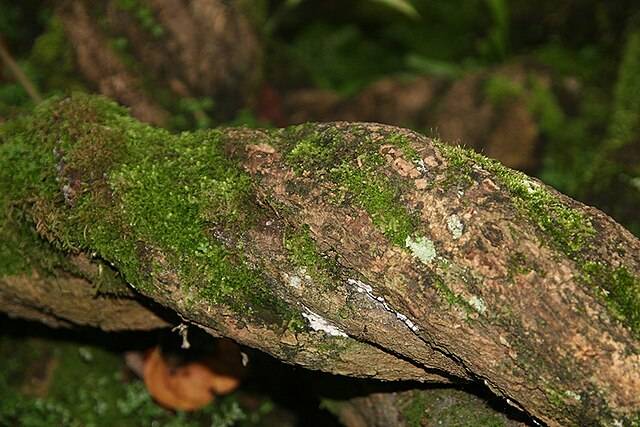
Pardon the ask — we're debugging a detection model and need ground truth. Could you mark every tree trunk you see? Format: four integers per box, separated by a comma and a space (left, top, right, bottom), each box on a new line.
56, 0, 262, 125
1, 94, 639, 426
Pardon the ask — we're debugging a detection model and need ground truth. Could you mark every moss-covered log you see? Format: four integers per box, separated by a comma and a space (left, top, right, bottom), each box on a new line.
1, 95, 639, 426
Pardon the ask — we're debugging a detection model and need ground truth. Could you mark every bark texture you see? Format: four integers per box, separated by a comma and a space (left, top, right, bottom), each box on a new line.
1, 95, 639, 426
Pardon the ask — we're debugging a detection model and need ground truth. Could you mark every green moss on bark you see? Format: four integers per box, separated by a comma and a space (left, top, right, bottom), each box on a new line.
436, 141, 640, 337
582, 262, 640, 337
280, 124, 419, 246
0, 94, 296, 327
436, 142, 595, 257
284, 225, 341, 290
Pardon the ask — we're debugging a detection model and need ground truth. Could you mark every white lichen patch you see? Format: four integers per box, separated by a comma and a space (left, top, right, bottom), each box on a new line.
446, 214, 464, 239
405, 235, 437, 264
395, 312, 419, 332
564, 390, 581, 401
288, 274, 302, 289
415, 158, 428, 174
302, 309, 348, 337
347, 278, 420, 332
348, 278, 373, 294
467, 295, 487, 314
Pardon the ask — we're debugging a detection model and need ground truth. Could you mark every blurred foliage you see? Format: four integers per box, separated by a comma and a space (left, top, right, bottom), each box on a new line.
0, 325, 273, 427
114, 0, 165, 38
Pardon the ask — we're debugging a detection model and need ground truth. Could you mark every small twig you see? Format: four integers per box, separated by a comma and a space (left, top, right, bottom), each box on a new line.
0, 37, 43, 104
172, 323, 191, 349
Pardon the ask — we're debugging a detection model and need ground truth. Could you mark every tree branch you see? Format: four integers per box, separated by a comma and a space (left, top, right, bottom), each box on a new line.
0, 38, 42, 104
1, 94, 639, 426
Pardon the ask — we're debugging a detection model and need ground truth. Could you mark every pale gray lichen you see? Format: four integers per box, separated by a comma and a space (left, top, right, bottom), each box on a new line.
348, 278, 373, 294
288, 274, 302, 289
467, 295, 487, 314
347, 278, 420, 332
446, 214, 464, 239
405, 235, 437, 264
302, 308, 348, 337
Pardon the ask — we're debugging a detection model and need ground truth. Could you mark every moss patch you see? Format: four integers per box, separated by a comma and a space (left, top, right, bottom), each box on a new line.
332, 162, 416, 245
0, 94, 297, 327
400, 389, 507, 427
432, 273, 474, 315
280, 124, 419, 246
581, 262, 640, 338
437, 142, 595, 257
284, 225, 341, 290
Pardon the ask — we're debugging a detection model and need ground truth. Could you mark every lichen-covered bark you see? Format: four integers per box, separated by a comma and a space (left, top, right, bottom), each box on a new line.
1, 95, 639, 426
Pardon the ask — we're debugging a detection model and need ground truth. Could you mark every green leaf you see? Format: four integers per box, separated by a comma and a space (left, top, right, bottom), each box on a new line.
370, 0, 420, 19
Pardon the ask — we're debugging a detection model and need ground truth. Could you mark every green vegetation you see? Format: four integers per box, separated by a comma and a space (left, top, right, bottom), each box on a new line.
582, 262, 640, 338
332, 162, 417, 245
400, 389, 507, 427
282, 125, 419, 245
431, 274, 473, 315
606, 31, 640, 154
484, 75, 524, 107
284, 225, 341, 290
0, 331, 271, 427
114, 0, 164, 38
437, 142, 596, 257
0, 94, 299, 327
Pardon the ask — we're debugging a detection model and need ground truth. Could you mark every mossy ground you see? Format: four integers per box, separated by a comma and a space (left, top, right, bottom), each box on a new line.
399, 388, 510, 427
0, 319, 271, 427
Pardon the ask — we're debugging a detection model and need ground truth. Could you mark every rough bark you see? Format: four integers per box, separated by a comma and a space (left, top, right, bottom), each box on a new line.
1, 95, 639, 426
